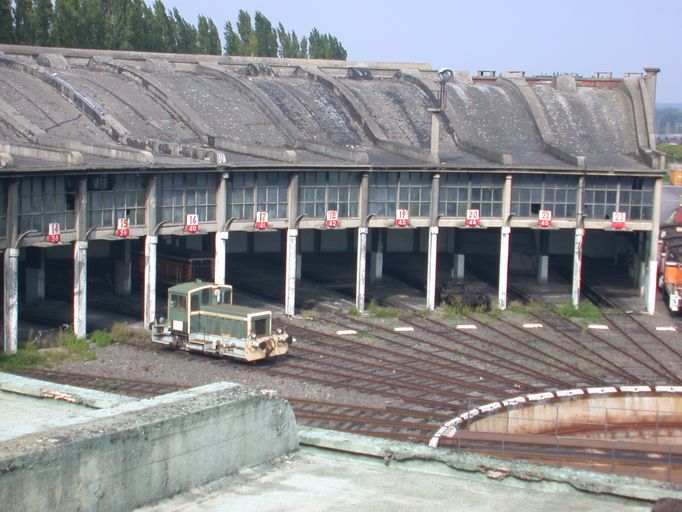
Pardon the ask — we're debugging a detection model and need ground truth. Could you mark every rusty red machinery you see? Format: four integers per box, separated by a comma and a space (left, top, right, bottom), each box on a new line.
659, 201, 682, 312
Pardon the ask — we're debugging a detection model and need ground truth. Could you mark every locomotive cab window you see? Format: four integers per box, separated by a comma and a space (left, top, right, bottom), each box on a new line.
190, 293, 200, 310
253, 318, 267, 336
169, 294, 186, 310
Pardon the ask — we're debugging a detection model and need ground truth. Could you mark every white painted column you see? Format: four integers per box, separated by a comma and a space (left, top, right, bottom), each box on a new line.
426, 226, 439, 310
498, 174, 513, 310
571, 228, 584, 307
144, 235, 158, 328
498, 227, 511, 310
214, 231, 228, 285
73, 241, 88, 338
284, 228, 298, 316
356, 227, 368, 312
3, 248, 19, 353
646, 178, 663, 314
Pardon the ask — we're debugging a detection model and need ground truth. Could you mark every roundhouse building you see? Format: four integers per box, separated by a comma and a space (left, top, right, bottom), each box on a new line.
0, 45, 665, 353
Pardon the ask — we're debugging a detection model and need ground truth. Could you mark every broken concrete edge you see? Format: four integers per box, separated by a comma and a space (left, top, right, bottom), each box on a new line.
0, 372, 135, 409
298, 427, 682, 503
0, 381, 299, 512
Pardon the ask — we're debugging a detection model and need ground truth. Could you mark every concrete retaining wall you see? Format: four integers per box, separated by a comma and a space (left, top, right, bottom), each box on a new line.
0, 382, 298, 512
469, 395, 682, 436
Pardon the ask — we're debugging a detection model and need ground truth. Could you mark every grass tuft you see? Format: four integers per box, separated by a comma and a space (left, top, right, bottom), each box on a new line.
367, 301, 399, 319
555, 301, 601, 322
110, 322, 150, 345
90, 330, 113, 348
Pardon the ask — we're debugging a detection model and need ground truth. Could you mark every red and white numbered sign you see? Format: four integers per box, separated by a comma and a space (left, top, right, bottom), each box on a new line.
254, 211, 269, 230
116, 218, 129, 238
395, 208, 409, 227
465, 209, 480, 227
184, 214, 199, 233
47, 222, 61, 243
325, 209, 339, 228
538, 209, 552, 228
612, 211, 627, 229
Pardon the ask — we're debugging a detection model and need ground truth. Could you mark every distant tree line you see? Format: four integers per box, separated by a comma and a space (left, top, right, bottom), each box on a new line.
0, 2, 347, 60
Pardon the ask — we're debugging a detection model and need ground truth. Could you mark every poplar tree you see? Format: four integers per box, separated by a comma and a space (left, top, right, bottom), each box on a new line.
223, 21, 240, 55
52, 0, 79, 47
206, 18, 220, 55
33, 0, 53, 45
236, 9, 254, 55
14, 0, 35, 44
0, 0, 14, 43
81, 0, 106, 48
253, 10, 276, 57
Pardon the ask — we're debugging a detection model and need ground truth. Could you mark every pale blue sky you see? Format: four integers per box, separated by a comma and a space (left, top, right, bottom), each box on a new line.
165, 0, 680, 103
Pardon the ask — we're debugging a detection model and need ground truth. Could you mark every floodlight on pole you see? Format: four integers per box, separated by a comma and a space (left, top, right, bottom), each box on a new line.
437, 68, 453, 111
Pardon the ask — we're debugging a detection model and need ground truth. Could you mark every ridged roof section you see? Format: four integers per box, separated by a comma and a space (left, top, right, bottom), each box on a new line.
341, 77, 433, 148
0, 45, 663, 173
0, 67, 114, 145
251, 76, 363, 148
58, 67, 198, 144
533, 83, 640, 168
157, 71, 287, 147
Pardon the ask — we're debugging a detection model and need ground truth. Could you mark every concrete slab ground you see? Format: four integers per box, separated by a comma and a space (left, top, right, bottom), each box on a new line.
138, 446, 650, 512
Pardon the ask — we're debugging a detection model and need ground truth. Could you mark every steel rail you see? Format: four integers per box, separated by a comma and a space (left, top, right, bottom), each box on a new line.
315, 309, 553, 391
285, 322, 512, 396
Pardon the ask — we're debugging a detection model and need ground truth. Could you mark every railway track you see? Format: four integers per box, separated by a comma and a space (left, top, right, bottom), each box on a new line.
13, 368, 186, 397
11, 279, 682, 483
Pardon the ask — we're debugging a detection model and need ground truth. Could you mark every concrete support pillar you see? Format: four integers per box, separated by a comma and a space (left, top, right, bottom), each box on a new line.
537, 231, 549, 284
4, 179, 18, 352
73, 177, 88, 338
571, 228, 584, 307
3, 248, 19, 353
370, 230, 384, 283
144, 235, 158, 328
114, 240, 131, 297
498, 227, 511, 310
537, 256, 549, 284
214, 231, 228, 285
214, 172, 228, 285
646, 178, 663, 314
452, 254, 465, 281
355, 227, 368, 312
144, 175, 158, 328
426, 226, 439, 310
284, 229, 298, 316
73, 241, 88, 338
498, 175, 513, 310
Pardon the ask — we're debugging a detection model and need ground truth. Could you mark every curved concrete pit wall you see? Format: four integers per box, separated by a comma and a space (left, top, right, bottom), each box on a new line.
0, 382, 298, 512
468, 394, 682, 443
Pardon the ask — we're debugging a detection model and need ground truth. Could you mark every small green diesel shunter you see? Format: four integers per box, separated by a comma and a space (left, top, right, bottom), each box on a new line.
151, 281, 293, 361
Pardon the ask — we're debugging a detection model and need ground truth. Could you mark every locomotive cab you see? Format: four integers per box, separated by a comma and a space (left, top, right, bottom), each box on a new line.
659, 239, 682, 313
152, 281, 292, 361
